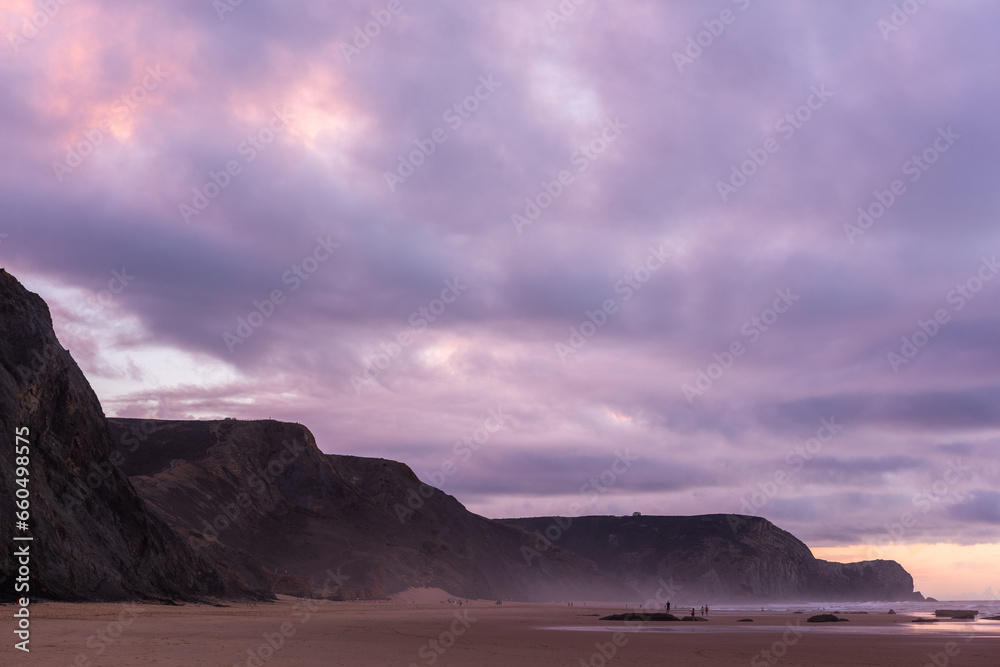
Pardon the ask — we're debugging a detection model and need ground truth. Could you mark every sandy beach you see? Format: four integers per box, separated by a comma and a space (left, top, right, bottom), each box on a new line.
4, 592, 999, 667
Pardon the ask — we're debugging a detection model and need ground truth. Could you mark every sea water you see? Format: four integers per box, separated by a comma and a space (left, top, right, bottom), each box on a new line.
541, 599, 1000, 636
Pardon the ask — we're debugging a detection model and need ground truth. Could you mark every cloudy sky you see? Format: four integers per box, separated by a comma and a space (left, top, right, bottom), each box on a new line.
2, 0, 999, 599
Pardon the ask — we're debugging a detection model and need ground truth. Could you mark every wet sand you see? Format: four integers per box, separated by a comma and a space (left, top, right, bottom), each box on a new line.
4, 596, 999, 666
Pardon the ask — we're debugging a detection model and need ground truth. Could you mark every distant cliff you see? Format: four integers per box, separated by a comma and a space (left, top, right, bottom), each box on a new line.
499, 514, 923, 602
809, 558, 920, 602
0, 269, 269, 602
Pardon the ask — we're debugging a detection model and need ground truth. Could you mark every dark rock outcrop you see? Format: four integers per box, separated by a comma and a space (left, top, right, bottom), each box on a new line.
807, 614, 848, 623
107, 418, 619, 602
499, 514, 923, 602
0, 269, 269, 602
935, 609, 977, 619
599, 612, 680, 621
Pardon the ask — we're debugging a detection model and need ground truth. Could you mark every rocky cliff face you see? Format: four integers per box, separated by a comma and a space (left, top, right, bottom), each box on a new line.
500, 514, 923, 602
107, 418, 618, 602
0, 269, 269, 601
809, 559, 919, 602
110, 413, 921, 602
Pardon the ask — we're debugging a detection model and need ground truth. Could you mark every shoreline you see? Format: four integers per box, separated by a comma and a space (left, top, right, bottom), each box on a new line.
4, 596, 999, 666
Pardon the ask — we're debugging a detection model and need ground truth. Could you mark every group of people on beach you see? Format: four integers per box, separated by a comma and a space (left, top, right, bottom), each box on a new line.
673, 604, 709, 617
628, 601, 710, 617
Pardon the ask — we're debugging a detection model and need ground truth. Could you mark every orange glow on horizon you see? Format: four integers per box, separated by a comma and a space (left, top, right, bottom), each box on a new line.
812, 543, 1000, 600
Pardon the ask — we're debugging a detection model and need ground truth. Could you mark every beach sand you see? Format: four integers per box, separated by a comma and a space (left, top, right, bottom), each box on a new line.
4, 592, 999, 666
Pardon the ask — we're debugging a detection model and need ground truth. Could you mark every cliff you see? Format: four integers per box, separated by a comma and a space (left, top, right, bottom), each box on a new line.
499, 514, 923, 602
0, 269, 270, 601
110, 414, 921, 602
107, 418, 617, 602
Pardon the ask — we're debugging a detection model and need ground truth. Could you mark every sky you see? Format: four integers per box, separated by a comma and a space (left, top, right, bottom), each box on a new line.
1, 0, 998, 600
